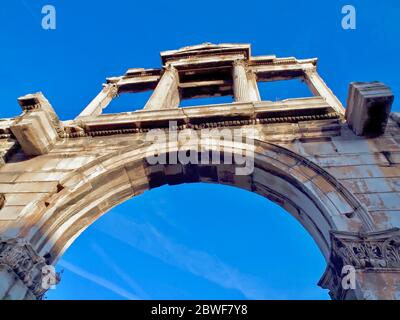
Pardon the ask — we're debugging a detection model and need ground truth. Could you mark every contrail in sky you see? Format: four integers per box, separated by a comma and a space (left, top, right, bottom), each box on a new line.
91, 243, 151, 299
59, 260, 140, 300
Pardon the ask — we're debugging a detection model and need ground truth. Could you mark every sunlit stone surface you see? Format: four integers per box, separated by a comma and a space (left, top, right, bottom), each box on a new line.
0, 43, 399, 300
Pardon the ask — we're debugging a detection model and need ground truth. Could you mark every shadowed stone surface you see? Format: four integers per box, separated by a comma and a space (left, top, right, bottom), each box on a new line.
346, 82, 394, 136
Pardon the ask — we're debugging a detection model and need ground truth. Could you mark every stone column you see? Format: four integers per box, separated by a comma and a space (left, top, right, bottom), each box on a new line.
247, 69, 261, 101
78, 84, 118, 117
144, 65, 180, 110
232, 60, 260, 102
304, 67, 345, 115
0, 237, 59, 300
318, 229, 400, 300
232, 60, 251, 102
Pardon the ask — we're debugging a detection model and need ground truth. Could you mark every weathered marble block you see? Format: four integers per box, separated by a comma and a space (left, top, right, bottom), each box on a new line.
346, 82, 394, 136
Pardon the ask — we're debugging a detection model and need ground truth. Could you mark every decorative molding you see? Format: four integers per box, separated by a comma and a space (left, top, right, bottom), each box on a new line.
319, 228, 400, 299
20, 104, 41, 112
0, 237, 59, 299
233, 59, 247, 67
17, 93, 64, 138
0, 134, 11, 139
17, 94, 46, 112
104, 83, 119, 100
61, 112, 339, 138
331, 228, 400, 269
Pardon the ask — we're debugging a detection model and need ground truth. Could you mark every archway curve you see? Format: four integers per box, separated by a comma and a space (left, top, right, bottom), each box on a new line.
21, 139, 375, 268
21, 141, 378, 263
51, 182, 329, 300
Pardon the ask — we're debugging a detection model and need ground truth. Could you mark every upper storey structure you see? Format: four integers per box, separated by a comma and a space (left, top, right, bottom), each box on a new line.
77, 42, 345, 117
1, 43, 393, 158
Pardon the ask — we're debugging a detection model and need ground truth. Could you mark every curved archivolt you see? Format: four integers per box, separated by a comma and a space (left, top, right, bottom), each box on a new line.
17, 139, 373, 265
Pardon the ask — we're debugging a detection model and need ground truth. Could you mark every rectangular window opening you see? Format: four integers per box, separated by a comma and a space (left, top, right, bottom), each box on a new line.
258, 78, 313, 102
180, 95, 233, 108
103, 90, 154, 114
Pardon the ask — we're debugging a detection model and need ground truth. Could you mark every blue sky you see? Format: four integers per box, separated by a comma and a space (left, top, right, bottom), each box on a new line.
0, 0, 399, 300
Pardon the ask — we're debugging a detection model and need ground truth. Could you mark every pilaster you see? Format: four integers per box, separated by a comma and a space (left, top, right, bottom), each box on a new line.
319, 228, 400, 300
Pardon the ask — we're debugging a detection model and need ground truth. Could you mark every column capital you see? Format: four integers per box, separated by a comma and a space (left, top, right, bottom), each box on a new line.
0, 237, 60, 299
163, 64, 179, 79
232, 59, 247, 68
78, 84, 119, 118
232, 59, 258, 102
103, 83, 119, 99
303, 65, 317, 74
319, 228, 400, 299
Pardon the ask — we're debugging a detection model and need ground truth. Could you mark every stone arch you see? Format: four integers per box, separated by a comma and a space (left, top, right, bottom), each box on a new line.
1, 43, 399, 300
21, 140, 373, 271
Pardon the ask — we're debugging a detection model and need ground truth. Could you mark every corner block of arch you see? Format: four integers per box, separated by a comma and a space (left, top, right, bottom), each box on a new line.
345, 82, 394, 136
319, 228, 400, 300
10, 93, 63, 156
0, 237, 59, 300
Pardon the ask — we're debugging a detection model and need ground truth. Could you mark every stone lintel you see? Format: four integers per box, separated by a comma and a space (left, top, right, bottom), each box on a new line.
251, 63, 312, 82
116, 76, 160, 94
67, 97, 337, 138
112, 55, 316, 96
124, 68, 161, 77
169, 54, 247, 71
346, 82, 394, 136
107, 68, 162, 94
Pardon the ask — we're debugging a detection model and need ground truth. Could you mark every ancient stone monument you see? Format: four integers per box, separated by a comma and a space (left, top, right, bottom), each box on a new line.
0, 43, 399, 300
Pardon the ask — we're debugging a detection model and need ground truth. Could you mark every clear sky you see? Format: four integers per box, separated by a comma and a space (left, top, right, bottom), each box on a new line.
0, 0, 399, 300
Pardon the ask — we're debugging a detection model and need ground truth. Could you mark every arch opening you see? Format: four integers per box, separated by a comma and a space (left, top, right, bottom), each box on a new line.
23, 139, 371, 271
46, 182, 329, 300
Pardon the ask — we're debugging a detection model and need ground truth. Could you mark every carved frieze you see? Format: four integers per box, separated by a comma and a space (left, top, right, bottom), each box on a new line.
0, 237, 59, 299
329, 228, 400, 270
319, 228, 400, 299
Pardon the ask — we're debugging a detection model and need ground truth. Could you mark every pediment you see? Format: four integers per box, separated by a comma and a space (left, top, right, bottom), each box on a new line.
160, 43, 250, 64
